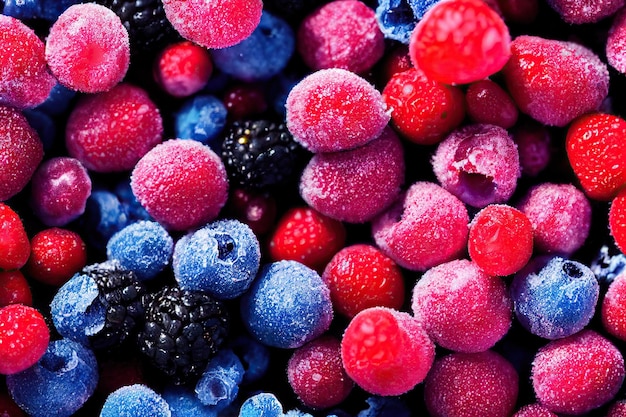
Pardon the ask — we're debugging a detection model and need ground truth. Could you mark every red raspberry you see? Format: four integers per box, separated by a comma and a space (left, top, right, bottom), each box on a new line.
0, 271, 32, 307
0, 304, 49, 375
465, 79, 518, 129
154, 40, 213, 98
566, 113, 626, 201
322, 244, 405, 318
382, 68, 465, 145
268, 206, 346, 272
468, 204, 534, 276
0, 203, 30, 271
409, 0, 511, 85
610, 187, 626, 254
25, 228, 87, 287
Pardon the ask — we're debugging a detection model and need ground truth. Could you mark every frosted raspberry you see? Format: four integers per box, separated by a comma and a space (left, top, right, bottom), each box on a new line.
299, 127, 405, 223
162, 0, 263, 49
512, 404, 558, 417
546, 0, 624, 24
607, 8, 626, 74
372, 181, 469, 271
502, 35, 609, 127
153, 40, 213, 98
286, 68, 390, 153
607, 400, 626, 417
45, 3, 130, 93
0, 271, 32, 308
531, 330, 625, 415
0, 15, 56, 109
297, 0, 385, 74
0, 106, 43, 202
465, 79, 518, 129
513, 122, 552, 177
0, 304, 50, 375
610, 187, 626, 253
0, 203, 30, 271
409, 0, 511, 85
431, 124, 521, 208
65, 83, 163, 173
131, 139, 229, 231
602, 272, 626, 341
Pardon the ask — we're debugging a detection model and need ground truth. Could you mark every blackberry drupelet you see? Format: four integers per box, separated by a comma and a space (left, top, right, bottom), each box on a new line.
84, 261, 147, 350
221, 119, 310, 191
137, 286, 229, 384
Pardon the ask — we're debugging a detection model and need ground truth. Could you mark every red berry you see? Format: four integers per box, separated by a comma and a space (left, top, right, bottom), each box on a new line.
154, 40, 213, 98
382, 67, 465, 145
513, 122, 552, 177
566, 113, 626, 201
602, 272, 626, 341
222, 84, 268, 121
0, 271, 32, 307
465, 79, 518, 129
468, 204, 534, 276
610, 187, 626, 254
378, 44, 413, 86
25, 228, 87, 287
225, 189, 277, 236
0, 304, 49, 375
0, 203, 30, 271
496, 0, 539, 23
268, 206, 346, 272
322, 244, 405, 318
0, 391, 26, 417
409, 0, 511, 85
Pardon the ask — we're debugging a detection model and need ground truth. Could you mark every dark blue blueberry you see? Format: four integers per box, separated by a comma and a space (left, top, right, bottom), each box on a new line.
3, 0, 42, 20
34, 82, 76, 116
6, 339, 98, 417
174, 95, 227, 151
100, 384, 171, 417
356, 396, 412, 417
239, 393, 284, 417
161, 385, 222, 417
80, 189, 130, 252
376, 0, 441, 44
229, 334, 270, 384
195, 349, 245, 411
210, 12, 295, 82
113, 178, 153, 223
590, 244, 626, 286
23, 109, 56, 151
39, 0, 82, 21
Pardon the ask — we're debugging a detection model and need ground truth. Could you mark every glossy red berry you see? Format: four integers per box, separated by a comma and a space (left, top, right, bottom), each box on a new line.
0, 203, 30, 271
0, 304, 49, 375
465, 79, 518, 129
409, 0, 511, 85
268, 206, 346, 272
610, 187, 626, 254
154, 40, 213, 98
24, 228, 87, 286
0, 271, 32, 307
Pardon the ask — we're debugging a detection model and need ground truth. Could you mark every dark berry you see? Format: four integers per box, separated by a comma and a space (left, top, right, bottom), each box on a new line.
137, 286, 229, 384
221, 119, 310, 191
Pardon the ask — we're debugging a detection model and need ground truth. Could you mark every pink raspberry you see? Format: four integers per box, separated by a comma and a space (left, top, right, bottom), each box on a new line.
424, 350, 519, 417
162, 0, 263, 49
153, 40, 213, 98
65, 83, 163, 173
340, 307, 435, 396
299, 127, 405, 223
531, 330, 625, 415
372, 181, 469, 271
0, 15, 56, 109
607, 400, 626, 417
411, 259, 512, 352
512, 404, 558, 417
286, 68, 390, 153
431, 123, 521, 208
0, 304, 50, 375
546, 0, 624, 24
607, 8, 626, 74
517, 183, 591, 255
297, 0, 385, 74
131, 139, 229, 231
502, 35, 609, 127
602, 272, 626, 341
45, 3, 130, 93
0, 106, 44, 201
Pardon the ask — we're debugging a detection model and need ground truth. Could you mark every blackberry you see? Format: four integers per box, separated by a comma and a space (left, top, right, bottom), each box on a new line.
95, 0, 179, 56
83, 261, 147, 350
137, 286, 229, 384
221, 119, 310, 191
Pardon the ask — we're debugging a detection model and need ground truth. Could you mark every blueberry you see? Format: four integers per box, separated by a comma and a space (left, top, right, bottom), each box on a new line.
39, 0, 82, 21
100, 384, 171, 417
210, 12, 295, 82
80, 189, 130, 252
590, 244, 626, 285
3, 0, 42, 20
23, 109, 56, 151
35, 82, 77, 116
511, 256, 599, 339
356, 396, 412, 417
6, 339, 98, 417
195, 349, 245, 410
174, 95, 227, 151
375, 0, 441, 44
173, 219, 261, 299
161, 385, 220, 417
240, 260, 333, 349
229, 334, 270, 384
239, 393, 284, 417
114, 179, 153, 223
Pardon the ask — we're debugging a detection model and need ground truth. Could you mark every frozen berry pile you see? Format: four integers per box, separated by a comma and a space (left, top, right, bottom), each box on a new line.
5, 0, 626, 416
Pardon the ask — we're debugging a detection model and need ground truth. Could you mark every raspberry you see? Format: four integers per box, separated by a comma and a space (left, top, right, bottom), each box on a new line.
25, 228, 88, 287
223, 189, 277, 236
409, 0, 511, 85
546, 0, 623, 24
268, 206, 346, 273
0, 271, 32, 307
382, 67, 465, 145
464, 79, 518, 129
0, 203, 30, 271
602, 272, 626, 341
0, 304, 50, 375
610, 187, 626, 254
607, 8, 626, 74
566, 113, 626, 201
153, 40, 213, 98
322, 244, 405, 318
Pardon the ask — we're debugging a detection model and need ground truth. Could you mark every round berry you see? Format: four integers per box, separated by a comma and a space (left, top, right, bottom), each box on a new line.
465, 79, 518, 129
513, 122, 552, 177
409, 0, 511, 85
546, 0, 623, 24
224, 189, 277, 236
222, 84, 268, 121
0, 203, 30, 271
602, 272, 626, 341
0, 304, 50, 375
0, 271, 32, 307
100, 384, 170, 417
607, 8, 626, 74
154, 40, 213, 98
610, 187, 626, 255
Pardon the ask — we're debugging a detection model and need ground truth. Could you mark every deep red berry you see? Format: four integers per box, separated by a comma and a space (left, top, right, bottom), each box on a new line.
25, 228, 87, 287
379, 44, 413, 86
222, 84, 268, 121
409, 0, 511, 85
610, 187, 626, 254
465, 79, 518, 129
0, 391, 26, 417
0, 271, 32, 307
382, 67, 465, 145
566, 113, 626, 201
0, 304, 49, 375
496, 0, 539, 23
322, 244, 405, 318
513, 122, 552, 177
602, 272, 626, 341
468, 204, 533, 276
154, 40, 213, 98
268, 206, 346, 272
225, 189, 277, 236
0, 203, 30, 271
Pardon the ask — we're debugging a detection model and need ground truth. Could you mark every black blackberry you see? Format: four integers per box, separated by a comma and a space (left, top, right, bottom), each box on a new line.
95, 0, 180, 56
83, 261, 147, 350
137, 286, 229, 384
221, 119, 310, 191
